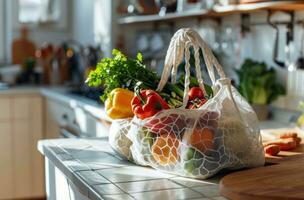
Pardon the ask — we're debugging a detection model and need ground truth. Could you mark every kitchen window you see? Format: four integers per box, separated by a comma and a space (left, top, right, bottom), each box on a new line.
18, 0, 60, 24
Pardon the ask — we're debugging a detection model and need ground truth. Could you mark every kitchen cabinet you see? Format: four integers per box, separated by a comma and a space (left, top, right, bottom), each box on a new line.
0, 97, 11, 120
45, 97, 79, 138
45, 98, 62, 139
0, 94, 45, 200
0, 88, 111, 199
44, 95, 110, 139
0, 121, 13, 199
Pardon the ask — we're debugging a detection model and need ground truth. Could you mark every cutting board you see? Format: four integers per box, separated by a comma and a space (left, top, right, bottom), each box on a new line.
220, 128, 304, 200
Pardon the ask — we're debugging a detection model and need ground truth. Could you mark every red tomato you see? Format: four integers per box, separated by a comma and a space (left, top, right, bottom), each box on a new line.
188, 87, 204, 100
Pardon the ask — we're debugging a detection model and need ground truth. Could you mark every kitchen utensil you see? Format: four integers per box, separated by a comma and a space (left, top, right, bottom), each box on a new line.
268, 12, 294, 69
296, 25, 304, 70
220, 129, 304, 200
12, 26, 36, 67
129, 0, 159, 15
177, 0, 204, 12
268, 14, 285, 68
155, 0, 177, 16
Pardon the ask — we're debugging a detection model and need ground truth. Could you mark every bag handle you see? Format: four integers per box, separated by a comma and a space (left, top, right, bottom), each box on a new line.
156, 28, 227, 108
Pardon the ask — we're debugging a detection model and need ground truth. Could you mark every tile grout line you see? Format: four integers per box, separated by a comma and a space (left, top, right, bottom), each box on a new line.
169, 179, 208, 198
91, 172, 137, 199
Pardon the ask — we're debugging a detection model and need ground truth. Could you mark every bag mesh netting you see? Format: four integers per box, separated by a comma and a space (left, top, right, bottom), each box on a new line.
109, 28, 265, 179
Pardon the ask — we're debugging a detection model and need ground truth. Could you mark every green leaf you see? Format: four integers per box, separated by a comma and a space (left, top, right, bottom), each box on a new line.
137, 53, 143, 62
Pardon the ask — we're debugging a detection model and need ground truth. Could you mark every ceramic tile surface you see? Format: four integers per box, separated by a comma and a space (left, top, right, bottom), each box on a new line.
102, 194, 135, 200
38, 139, 227, 200
76, 170, 110, 185
117, 179, 183, 193
131, 188, 203, 200
191, 185, 221, 197
93, 184, 125, 195
63, 160, 91, 172
96, 166, 175, 183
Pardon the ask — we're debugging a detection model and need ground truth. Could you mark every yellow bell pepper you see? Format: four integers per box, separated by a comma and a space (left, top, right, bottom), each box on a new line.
105, 88, 134, 119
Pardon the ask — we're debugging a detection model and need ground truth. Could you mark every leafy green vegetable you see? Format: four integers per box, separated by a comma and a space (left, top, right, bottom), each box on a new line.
87, 49, 159, 101
235, 59, 285, 104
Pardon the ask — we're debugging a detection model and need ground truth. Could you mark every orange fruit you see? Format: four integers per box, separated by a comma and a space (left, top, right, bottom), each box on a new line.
188, 128, 214, 152
151, 134, 180, 166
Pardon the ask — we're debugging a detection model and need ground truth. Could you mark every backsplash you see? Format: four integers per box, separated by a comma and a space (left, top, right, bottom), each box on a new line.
288, 70, 304, 98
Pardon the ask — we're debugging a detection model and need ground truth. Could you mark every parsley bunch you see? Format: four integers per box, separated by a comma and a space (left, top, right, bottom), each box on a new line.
86, 49, 159, 102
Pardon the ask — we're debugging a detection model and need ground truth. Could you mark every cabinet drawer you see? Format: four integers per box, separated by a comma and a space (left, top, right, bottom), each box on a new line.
0, 97, 11, 120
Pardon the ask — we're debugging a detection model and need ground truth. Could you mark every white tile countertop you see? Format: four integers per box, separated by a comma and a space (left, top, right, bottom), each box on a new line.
38, 139, 228, 200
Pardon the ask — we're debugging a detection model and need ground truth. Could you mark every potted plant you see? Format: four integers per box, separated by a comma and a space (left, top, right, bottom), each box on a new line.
235, 59, 285, 120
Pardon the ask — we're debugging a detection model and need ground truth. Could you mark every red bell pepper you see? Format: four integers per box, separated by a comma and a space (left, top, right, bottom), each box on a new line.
131, 89, 170, 120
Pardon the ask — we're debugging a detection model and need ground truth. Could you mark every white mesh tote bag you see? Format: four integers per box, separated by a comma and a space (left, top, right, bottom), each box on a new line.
125, 28, 265, 179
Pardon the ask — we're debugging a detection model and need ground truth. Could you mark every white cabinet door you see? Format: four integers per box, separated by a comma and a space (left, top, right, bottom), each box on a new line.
0, 121, 13, 199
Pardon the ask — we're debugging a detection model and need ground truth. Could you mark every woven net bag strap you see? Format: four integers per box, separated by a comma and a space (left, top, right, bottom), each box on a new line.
157, 28, 227, 108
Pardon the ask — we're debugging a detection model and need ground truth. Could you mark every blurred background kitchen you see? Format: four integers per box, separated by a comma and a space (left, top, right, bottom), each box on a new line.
1, 0, 304, 107
1, 0, 304, 200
